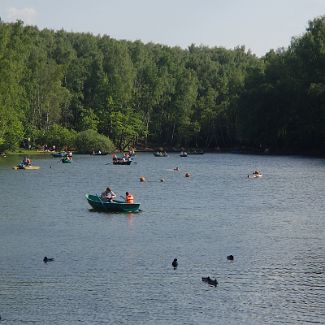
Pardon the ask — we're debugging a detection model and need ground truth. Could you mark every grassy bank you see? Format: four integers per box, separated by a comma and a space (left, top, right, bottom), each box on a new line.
5, 149, 53, 156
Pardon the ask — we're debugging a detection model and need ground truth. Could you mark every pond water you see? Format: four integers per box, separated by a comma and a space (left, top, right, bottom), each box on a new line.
0, 153, 324, 324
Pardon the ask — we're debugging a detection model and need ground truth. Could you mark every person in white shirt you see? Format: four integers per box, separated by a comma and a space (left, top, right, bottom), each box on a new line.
101, 187, 116, 202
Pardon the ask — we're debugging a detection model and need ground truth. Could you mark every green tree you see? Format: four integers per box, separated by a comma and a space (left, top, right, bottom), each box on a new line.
110, 110, 147, 150
78, 108, 99, 131
0, 21, 28, 149
25, 54, 71, 130
75, 129, 115, 153
44, 124, 77, 149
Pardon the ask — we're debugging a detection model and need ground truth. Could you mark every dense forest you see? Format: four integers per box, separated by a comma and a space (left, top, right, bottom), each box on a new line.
0, 16, 324, 154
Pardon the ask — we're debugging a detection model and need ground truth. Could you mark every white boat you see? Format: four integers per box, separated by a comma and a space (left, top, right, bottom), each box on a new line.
248, 172, 262, 178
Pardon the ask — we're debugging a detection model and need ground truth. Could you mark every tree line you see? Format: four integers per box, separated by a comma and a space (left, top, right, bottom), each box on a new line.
0, 17, 324, 154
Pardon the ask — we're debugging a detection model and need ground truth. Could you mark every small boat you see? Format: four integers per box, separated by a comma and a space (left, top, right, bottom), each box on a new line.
52, 152, 67, 158
112, 159, 132, 165
13, 164, 40, 170
153, 152, 168, 157
188, 150, 204, 155
86, 194, 140, 212
248, 174, 262, 178
180, 151, 188, 157
91, 151, 108, 156
249, 171, 262, 178
62, 157, 72, 163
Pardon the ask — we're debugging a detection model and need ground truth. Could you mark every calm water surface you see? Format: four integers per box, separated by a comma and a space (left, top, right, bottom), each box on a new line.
0, 153, 324, 324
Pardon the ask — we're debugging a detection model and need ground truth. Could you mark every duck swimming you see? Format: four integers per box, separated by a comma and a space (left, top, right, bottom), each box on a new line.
172, 258, 178, 268
43, 256, 54, 263
227, 255, 234, 261
202, 276, 218, 286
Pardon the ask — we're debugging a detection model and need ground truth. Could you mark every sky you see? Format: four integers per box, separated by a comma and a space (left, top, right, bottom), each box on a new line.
0, 0, 325, 57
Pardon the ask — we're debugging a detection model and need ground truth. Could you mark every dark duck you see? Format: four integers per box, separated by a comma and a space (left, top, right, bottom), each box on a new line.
43, 256, 54, 263
172, 258, 178, 268
202, 276, 218, 287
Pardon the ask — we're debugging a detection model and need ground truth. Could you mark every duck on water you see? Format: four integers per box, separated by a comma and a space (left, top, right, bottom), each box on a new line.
202, 277, 218, 286
172, 258, 178, 268
43, 256, 54, 263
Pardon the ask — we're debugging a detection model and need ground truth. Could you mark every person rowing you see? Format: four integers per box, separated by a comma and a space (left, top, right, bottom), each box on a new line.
101, 187, 116, 202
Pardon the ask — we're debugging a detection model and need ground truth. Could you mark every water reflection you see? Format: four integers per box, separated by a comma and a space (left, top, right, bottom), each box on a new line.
127, 213, 135, 227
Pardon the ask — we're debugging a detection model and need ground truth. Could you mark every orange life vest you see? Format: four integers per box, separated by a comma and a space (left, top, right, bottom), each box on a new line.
126, 193, 134, 203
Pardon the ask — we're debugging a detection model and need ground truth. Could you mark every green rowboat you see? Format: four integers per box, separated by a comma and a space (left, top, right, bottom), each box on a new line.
86, 194, 140, 212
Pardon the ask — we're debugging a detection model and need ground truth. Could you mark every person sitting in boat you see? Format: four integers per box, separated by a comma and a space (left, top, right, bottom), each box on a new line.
101, 187, 116, 202
125, 192, 134, 204
22, 156, 31, 166
112, 153, 117, 161
128, 148, 135, 156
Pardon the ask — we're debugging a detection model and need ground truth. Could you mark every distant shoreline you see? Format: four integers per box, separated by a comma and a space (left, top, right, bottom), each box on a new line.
1, 147, 324, 158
